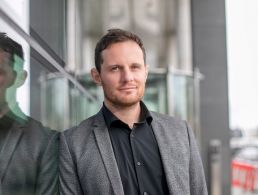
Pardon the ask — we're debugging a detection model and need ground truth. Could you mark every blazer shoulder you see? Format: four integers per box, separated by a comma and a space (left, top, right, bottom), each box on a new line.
150, 111, 186, 126
61, 111, 103, 147
63, 113, 99, 135
60, 112, 103, 160
150, 111, 191, 142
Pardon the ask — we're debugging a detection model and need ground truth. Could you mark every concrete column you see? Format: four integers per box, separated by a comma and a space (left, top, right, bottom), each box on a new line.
191, 0, 231, 194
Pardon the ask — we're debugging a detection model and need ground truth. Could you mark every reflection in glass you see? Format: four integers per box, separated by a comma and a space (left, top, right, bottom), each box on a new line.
0, 33, 58, 195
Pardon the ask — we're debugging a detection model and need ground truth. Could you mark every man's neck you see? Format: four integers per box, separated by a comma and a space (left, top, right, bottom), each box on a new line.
104, 101, 141, 129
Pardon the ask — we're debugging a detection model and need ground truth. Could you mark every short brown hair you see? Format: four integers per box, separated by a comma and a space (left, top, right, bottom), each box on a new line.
94, 29, 146, 72
0, 32, 24, 65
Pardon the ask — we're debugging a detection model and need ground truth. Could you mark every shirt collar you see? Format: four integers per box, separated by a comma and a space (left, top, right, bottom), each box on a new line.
102, 101, 153, 128
139, 101, 153, 124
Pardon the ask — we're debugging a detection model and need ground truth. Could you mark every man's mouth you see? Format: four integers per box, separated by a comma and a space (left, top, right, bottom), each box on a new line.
119, 86, 137, 91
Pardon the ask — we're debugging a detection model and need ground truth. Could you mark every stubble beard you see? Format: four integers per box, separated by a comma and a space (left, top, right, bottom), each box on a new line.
103, 88, 145, 109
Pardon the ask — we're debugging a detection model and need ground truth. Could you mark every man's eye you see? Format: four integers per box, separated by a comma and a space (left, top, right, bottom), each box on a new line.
131, 65, 141, 70
111, 66, 119, 71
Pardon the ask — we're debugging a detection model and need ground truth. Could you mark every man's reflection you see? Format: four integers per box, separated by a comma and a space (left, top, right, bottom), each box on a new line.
0, 33, 58, 195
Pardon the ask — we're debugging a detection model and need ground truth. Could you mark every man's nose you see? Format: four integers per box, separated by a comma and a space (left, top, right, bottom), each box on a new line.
122, 69, 133, 82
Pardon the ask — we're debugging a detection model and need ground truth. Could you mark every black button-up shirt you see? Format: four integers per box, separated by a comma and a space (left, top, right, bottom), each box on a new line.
102, 102, 169, 195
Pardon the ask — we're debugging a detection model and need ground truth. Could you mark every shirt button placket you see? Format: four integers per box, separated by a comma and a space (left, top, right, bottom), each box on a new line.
130, 128, 135, 138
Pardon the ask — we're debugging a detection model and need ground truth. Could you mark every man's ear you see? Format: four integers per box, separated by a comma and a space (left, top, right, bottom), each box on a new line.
14, 70, 27, 88
91, 68, 102, 86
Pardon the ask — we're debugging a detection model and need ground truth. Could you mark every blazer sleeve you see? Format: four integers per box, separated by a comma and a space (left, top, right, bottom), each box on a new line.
59, 131, 83, 195
35, 131, 59, 195
186, 122, 208, 195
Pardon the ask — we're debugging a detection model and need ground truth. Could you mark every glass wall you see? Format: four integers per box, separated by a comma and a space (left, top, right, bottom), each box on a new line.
1, 1, 69, 194
0, 3, 59, 194
0, 0, 197, 131
0, 0, 199, 194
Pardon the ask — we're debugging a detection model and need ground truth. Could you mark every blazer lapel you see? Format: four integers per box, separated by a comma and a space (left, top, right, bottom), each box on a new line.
151, 120, 176, 195
152, 111, 194, 194
93, 112, 124, 195
0, 122, 24, 182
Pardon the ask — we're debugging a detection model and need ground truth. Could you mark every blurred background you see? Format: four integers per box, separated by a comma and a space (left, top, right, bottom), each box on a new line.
1, 0, 258, 194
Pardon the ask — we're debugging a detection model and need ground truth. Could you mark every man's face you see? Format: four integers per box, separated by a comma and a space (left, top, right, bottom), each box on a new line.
0, 51, 15, 101
93, 41, 148, 108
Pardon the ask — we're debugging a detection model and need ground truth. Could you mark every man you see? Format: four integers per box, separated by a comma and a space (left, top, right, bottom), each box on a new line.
0, 33, 58, 195
60, 29, 207, 195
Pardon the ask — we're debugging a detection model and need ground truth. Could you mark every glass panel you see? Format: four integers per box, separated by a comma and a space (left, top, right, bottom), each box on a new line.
144, 73, 167, 114
0, 19, 59, 194
172, 74, 195, 128
40, 73, 101, 130
40, 73, 69, 130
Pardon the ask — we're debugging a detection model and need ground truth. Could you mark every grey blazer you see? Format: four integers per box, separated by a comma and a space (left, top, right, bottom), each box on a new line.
60, 110, 207, 195
0, 115, 59, 195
